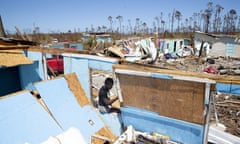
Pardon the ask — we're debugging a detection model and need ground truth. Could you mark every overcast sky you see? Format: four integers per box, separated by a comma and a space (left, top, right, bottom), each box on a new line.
0, 0, 239, 33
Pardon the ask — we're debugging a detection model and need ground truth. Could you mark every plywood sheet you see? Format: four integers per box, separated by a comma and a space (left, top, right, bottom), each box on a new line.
0, 50, 32, 67
34, 77, 104, 142
0, 91, 62, 143
64, 73, 90, 106
117, 73, 205, 124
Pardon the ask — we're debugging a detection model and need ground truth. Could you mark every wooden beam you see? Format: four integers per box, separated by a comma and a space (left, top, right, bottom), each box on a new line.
113, 64, 240, 85
0, 45, 89, 55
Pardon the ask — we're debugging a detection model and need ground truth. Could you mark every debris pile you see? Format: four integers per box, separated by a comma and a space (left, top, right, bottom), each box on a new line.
154, 56, 240, 76
103, 38, 158, 64
210, 93, 240, 137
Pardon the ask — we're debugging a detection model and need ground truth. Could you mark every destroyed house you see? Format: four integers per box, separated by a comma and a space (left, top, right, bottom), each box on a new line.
158, 38, 191, 54
0, 38, 40, 96
1, 37, 240, 143
194, 31, 240, 58
82, 32, 112, 44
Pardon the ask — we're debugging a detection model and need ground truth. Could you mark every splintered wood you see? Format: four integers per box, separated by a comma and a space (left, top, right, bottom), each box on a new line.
91, 127, 117, 144
64, 73, 90, 106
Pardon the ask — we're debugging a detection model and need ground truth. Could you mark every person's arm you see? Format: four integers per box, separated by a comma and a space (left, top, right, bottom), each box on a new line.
103, 96, 118, 105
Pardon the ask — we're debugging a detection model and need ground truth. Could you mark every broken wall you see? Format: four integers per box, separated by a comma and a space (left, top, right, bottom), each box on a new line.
117, 73, 205, 124
63, 53, 119, 98
194, 32, 240, 58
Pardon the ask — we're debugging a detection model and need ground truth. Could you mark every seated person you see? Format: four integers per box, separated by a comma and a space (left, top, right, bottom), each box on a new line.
98, 77, 120, 114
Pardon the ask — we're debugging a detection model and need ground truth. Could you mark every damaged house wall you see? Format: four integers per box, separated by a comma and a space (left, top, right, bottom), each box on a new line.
0, 91, 63, 143
159, 38, 190, 54
117, 73, 205, 124
63, 53, 119, 98
0, 51, 44, 96
194, 31, 240, 58
113, 64, 215, 144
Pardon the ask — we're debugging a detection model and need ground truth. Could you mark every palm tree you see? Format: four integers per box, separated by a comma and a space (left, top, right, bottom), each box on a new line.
128, 19, 132, 34
161, 20, 165, 32
237, 16, 240, 32
204, 2, 213, 33
116, 15, 123, 33
229, 9, 237, 32
155, 16, 160, 33
213, 4, 224, 32
108, 16, 113, 32
175, 10, 182, 32
102, 25, 107, 32
142, 22, 147, 33
135, 18, 140, 34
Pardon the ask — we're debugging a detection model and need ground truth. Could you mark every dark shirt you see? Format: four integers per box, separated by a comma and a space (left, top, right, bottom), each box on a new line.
98, 86, 110, 107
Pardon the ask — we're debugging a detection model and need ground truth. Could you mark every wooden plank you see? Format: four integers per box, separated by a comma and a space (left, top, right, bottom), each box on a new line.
113, 64, 240, 84
0, 45, 89, 55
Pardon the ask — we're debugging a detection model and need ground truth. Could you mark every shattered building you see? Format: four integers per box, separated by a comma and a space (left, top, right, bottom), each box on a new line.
0, 14, 240, 143
194, 31, 240, 58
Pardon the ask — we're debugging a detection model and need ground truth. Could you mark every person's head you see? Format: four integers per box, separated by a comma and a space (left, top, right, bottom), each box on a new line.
104, 77, 113, 90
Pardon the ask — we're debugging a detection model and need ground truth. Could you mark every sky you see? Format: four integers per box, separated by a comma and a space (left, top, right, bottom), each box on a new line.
0, 0, 239, 33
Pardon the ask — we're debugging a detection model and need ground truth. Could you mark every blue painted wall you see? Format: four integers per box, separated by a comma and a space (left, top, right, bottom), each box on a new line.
34, 77, 106, 143
121, 106, 204, 144
0, 67, 21, 96
18, 51, 45, 91
216, 83, 240, 95
19, 61, 42, 90
63, 54, 119, 98
0, 91, 62, 143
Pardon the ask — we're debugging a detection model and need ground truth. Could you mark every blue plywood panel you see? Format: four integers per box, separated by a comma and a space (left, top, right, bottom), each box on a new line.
120, 106, 203, 144
19, 61, 42, 90
216, 83, 240, 95
34, 78, 104, 142
0, 91, 62, 144
97, 111, 123, 136
64, 57, 91, 98
89, 59, 118, 72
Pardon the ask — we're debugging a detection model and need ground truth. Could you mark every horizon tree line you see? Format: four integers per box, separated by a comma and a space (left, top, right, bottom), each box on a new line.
85, 2, 239, 34
5, 2, 239, 35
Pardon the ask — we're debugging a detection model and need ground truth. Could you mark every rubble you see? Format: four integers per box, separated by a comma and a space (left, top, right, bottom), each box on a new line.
210, 93, 240, 137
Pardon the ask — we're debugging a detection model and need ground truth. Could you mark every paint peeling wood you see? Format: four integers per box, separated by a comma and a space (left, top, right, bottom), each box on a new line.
64, 73, 90, 106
